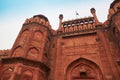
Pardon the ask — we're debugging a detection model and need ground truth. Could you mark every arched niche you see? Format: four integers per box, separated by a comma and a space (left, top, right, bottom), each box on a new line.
20, 29, 29, 42
34, 30, 43, 41
12, 46, 23, 57
1, 68, 13, 80
66, 58, 103, 80
20, 70, 33, 80
27, 47, 39, 60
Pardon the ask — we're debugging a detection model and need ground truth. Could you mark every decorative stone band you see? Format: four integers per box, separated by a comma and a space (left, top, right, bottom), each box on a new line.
55, 24, 109, 37
2, 57, 50, 74
60, 17, 99, 34
62, 17, 94, 28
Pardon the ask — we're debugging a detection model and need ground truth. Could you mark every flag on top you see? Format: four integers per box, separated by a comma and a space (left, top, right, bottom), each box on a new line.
75, 11, 79, 15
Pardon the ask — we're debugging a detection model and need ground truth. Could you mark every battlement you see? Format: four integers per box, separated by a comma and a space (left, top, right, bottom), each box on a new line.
0, 49, 10, 59
54, 16, 106, 37
24, 14, 51, 29
60, 17, 99, 33
62, 17, 94, 27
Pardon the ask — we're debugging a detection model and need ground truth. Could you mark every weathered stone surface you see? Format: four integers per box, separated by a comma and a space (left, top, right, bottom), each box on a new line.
0, 1, 120, 80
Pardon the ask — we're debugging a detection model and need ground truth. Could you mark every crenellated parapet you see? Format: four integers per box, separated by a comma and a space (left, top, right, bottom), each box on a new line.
62, 17, 96, 33
24, 14, 52, 29
56, 16, 104, 36
0, 49, 10, 59
56, 8, 104, 36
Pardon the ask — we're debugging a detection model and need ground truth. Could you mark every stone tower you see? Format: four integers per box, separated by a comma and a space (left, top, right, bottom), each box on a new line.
0, 15, 51, 80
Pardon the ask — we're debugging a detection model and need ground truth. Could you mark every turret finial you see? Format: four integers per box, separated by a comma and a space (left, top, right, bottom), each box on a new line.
58, 14, 63, 30
59, 14, 63, 20
90, 8, 96, 14
90, 8, 100, 25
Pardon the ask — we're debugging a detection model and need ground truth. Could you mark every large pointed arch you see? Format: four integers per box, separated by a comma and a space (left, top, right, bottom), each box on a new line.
66, 58, 103, 80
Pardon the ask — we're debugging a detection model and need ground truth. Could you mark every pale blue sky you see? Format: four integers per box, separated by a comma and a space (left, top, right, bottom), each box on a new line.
0, 0, 112, 49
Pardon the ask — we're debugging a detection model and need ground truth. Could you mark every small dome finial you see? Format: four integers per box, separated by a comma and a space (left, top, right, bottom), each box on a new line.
59, 14, 63, 20
33, 14, 48, 21
58, 14, 63, 31
90, 8, 96, 14
90, 8, 100, 25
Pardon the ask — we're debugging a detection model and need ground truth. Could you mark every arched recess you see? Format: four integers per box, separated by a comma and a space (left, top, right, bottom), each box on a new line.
20, 29, 29, 41
34, 30, 43, 41
20, 70, 33, 80
1, 68, 13, 80
12, 46, 24, 57
27, 47, 39, 60
66, 58, 103, 80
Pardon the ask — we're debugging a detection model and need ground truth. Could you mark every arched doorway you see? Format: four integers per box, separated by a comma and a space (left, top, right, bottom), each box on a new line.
66, 58, 104, 80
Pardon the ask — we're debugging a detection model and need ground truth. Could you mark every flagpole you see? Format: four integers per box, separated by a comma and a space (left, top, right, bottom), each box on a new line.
75, 11, 79, 19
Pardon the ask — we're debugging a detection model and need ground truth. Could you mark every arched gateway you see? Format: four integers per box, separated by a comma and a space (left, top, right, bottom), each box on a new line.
66, 58, 104, 80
